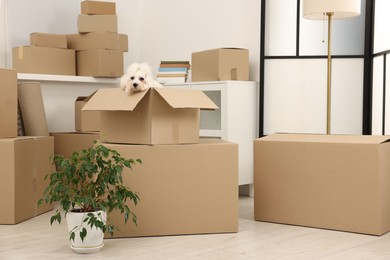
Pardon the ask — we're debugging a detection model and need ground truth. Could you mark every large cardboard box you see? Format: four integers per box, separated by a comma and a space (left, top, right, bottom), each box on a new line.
76, 49, 123, 77
254, 133, 390, 236
0, 136, 54, 224
82, 88, 218, 145
105, 139, 238, 238
78, 14, 117, 33
0, 69, 17, 138
81, 1, 116, 15
67, 32, 128, 52
191, 48, 249, 82
51, 132, 100, 158
12, 46, 76, 75
75, 94, 101, 132
30, 32, 67, 49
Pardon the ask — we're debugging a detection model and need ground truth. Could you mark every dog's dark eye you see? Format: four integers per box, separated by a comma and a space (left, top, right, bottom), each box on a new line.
139, 77, 145, 81
130, 76, 135, 80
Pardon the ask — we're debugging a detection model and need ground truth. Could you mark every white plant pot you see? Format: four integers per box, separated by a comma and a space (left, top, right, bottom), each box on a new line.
66, 210, 106, 254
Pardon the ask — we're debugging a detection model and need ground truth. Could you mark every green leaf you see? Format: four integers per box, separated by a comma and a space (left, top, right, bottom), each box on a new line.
80, 228, 87, 242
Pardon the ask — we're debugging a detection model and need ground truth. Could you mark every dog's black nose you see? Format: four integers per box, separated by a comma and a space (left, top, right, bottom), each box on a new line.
133, 83, 138, 88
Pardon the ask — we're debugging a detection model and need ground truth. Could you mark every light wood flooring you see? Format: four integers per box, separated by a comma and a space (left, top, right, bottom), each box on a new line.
2, 196, 390, 259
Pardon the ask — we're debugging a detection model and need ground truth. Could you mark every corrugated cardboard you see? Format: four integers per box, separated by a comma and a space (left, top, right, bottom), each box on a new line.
78, 14, 118, 33
50, 132, 100, 158
0, 136, 54, 224
75, 93, 101, 132
0, 69, 17, 138
191, 48, 249, 81
105, 139, 238, 238
82, 88, 218, 145
254, 133, 390, 236
76, 49, 123, 77
12, 46, 75, 75
67, 32, 128, 52
81, 1, 116, 15
30, 32, 67, 49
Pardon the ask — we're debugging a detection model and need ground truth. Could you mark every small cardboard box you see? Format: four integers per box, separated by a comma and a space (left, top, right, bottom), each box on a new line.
81, 1, 116, 15
82, 88, 218, 145
51, 132, 100, 158
75, 93, 101, 132
0, 69, 17, 138
0, 136, 55, 224
67, 32, 128, 52
30, 32, 67, 49
76, 49, 123, 77
78, 14, 117, 33
254, 133, 390, 236
191, 48, 249, 82
105, 139, 238, 238
12, 46, 75, 75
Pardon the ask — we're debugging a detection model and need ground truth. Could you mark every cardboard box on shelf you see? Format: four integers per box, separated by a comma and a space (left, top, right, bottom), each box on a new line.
50, 132, 100, 158
82, 88, 218, 145
67, 32, 128, 52
254, 133, 390, 236
76, 49, 123, 77
75, 93, 100, 132
0, 136, 55, 224
30, 32, 67, 49
12, 46, 76, 76
191, 48, 249, 82
0, 69, 17, 138
105, 139, 238, 238
78, 14, 117, 33
81, 1, 116, 15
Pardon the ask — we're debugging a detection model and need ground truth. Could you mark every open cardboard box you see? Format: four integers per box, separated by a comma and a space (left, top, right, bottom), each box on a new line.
254, 133, 390, 236
82, 88, 218, 145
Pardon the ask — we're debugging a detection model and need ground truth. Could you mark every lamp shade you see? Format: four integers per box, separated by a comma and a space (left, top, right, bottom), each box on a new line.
303, 0, 361, 20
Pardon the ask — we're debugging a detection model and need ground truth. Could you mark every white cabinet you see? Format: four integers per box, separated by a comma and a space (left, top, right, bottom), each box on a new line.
164, 81, 258, 186
17, 73, 119, 133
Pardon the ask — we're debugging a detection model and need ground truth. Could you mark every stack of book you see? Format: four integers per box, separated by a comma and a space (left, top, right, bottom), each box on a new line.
157, 61, 191, 84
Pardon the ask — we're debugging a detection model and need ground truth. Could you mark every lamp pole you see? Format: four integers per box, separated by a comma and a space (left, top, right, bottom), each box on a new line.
326, 12, 333, 135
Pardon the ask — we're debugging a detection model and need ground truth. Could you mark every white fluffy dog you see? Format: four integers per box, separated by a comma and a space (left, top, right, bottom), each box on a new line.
120, 63, 163, 95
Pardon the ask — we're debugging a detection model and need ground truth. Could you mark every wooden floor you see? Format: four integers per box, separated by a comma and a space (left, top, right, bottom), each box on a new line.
2, 196, 390, 259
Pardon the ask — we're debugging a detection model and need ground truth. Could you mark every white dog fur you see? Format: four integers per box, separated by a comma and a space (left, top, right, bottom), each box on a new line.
120, 63, 163, 95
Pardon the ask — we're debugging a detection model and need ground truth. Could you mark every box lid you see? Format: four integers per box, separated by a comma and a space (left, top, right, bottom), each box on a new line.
82, 88, 218, 112
260, 133, 390, 145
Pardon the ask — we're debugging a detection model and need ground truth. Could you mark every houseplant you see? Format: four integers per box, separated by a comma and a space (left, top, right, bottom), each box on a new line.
38, 141, 141, 253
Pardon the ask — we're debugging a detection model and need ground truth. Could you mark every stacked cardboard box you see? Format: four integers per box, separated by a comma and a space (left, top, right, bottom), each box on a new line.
12, 33, 76, 75
0, 69, 55, 224
67, 0, 127, 77
78, 87, 239, 237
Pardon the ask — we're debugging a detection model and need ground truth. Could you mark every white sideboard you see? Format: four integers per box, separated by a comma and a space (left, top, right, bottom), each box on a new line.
17, 73, 119, 133
164, 81, 259, 186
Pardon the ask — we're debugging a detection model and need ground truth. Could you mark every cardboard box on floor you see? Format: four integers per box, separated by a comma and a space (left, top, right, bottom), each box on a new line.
105, 139, 238, 238
75, 93, 100, 132
191, 48, 249, 82
50, 132, 100, 158
12, 46, 75, 75
78, 14, 117, 33
82, 88, 218, 145
0, 136, 55, 224
81, 1, 116, 15
254, 133, 390, 236
76, 49, 123, 77
0, 69, 17, 138
30, 32, 67, 49
67, 32, 128, 52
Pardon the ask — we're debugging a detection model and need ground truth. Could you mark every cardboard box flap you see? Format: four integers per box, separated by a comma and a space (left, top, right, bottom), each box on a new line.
82, 88, 148, 111
76, 91, 97, 103
262, 133, 390, 144
154, 88, 218, 110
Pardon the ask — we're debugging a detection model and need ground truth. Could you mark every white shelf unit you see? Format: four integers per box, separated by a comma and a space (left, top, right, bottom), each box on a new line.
17, 73, 119, 133
164, 81, 259, 186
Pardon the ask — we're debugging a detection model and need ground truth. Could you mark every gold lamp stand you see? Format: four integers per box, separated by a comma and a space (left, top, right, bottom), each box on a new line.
326, 12, 333, 135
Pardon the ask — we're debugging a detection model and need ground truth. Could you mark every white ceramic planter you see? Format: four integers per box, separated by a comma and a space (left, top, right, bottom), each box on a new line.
66, 210, 106, 254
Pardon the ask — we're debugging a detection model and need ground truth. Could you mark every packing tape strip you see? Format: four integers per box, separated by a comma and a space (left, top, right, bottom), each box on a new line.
172, 124, 180, 144
18, 46, 23, 59
32, 137, 39, 216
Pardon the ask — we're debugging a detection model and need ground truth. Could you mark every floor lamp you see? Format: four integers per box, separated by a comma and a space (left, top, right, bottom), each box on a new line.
303, 0, 361, 134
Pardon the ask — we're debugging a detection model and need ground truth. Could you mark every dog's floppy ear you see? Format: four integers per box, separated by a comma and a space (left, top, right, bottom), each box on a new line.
120, 74, 130, 91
